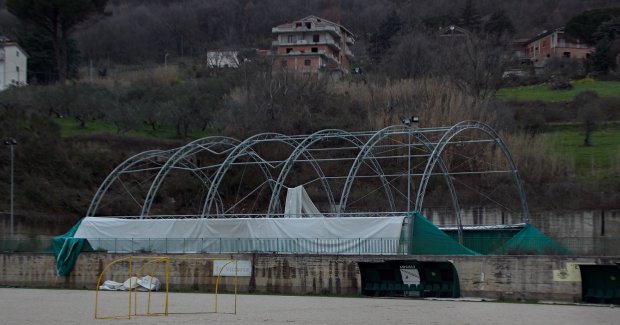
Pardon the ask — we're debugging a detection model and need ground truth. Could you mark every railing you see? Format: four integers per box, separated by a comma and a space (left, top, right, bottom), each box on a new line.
2, 236, 620, 256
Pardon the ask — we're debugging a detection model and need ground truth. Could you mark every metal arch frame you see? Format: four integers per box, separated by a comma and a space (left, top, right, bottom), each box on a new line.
88, 120, 530, 229
338, 125, 463, 230
86, 149, 226, 217
176, 157, 227, 216
202, 133, 336, 218
87, 150, 169, 217
414, 120, 530, 224
140, 136, 277, 217
265, 129, 396, 217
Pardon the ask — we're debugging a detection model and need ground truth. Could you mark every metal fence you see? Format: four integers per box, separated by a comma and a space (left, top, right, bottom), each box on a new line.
1, 237, 620, 256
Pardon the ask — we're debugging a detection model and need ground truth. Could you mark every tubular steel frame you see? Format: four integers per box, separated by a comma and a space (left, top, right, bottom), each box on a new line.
86, 121, 531, 234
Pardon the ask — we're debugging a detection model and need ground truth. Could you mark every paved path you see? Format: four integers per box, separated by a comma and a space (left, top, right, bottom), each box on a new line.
0, 288, 618, 325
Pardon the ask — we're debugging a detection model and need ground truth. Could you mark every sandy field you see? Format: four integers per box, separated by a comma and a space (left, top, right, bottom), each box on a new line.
0, 288, 618, 325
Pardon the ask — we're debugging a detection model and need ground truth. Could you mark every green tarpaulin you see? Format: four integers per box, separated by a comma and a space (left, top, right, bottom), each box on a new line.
409, 212, 480, 255
493, 224, 571, 255
51, 219, 91, 276
444, 229, 520, 255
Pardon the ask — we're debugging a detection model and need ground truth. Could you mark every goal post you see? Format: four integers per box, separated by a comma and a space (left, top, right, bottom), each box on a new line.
94, 256, 239, 320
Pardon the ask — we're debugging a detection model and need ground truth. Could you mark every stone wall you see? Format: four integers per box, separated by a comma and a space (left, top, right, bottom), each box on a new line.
2, 252, 618, 302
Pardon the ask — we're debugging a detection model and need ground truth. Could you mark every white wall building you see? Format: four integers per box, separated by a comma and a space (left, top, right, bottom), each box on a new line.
206, 51, 240, 68
0, 37, 28, 91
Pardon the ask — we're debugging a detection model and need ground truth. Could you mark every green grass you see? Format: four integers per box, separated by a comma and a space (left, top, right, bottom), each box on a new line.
548, 125, 620, 178
497, 80, 620, 102
54, 117, 213, 139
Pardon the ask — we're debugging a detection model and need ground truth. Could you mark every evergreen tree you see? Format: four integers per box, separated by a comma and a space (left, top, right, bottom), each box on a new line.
565, 7, 620, 44
460, 0, 481, 32
17, 25, 79, 84
590, 17, 620, 74
368, 11, 402, 65
7, 0, 107, 82
484, 10, 515, 38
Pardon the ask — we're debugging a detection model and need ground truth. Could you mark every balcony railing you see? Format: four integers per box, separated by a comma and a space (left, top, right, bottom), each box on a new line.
273, 38, 341, 51
272, 25, 339, 35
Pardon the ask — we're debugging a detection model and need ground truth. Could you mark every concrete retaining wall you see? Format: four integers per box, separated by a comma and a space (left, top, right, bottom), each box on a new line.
1, 252, 618, 302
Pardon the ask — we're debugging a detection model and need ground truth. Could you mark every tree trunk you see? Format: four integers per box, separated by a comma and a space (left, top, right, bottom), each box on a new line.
52, 22, 68, 83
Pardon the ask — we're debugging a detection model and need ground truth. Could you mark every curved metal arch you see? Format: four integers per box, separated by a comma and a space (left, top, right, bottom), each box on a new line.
266, 129, 396, 217
414, 120, 530, 224
338, 125, 463, 231
87, 149, 225, 217
176, 157, 226, 216
87, 150, 170, 217
202, 133, 336, 218
140, 136, 280, 218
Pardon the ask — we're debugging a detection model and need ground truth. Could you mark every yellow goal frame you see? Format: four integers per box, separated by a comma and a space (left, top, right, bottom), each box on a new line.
94, 256, 238, 320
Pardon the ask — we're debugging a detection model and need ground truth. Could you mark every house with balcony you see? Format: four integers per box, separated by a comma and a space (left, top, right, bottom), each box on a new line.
271, 15, 355, 79
525, 27, 593, 67
0, 36, 28, 91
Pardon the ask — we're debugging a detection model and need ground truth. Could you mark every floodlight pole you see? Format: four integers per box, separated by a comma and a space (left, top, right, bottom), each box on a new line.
402, 119, 412, 212
4, 138, 17, 239
403, 117, 419, 213
407, 127, 411, 212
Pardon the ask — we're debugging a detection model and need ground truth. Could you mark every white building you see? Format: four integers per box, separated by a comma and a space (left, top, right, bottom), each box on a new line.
0, 37, 28, 91
206, 51, 240, 68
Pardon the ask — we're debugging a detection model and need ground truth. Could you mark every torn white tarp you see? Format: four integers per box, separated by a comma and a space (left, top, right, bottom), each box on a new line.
283, 185, 322, 218
99, 276, 161, 291
74, 216, 406, 254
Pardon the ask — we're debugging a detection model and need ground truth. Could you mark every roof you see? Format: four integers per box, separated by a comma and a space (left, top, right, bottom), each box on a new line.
525, 26, 594, 47
274, 15, 354, 37
525, 27, 563, 44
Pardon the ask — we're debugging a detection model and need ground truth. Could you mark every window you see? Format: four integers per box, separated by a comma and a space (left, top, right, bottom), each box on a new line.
296, 22, 302, 27
311, 47, 318, 53
286, 48, 293, 53
16, 66, 19, 72
287, 35, 296, 43
473, 207, 483, 225
563, 52, 571, 58
304, 59, 311, 66
313, 34, 320, 42
16, 51, 19, 57
280, 59, 287, 67
305, 22, 312, 29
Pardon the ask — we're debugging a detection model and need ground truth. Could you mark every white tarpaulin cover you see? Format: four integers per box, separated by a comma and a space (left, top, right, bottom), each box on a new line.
74, 216, 406, 254
99, 275, 162, 291
283, 185, 322, 217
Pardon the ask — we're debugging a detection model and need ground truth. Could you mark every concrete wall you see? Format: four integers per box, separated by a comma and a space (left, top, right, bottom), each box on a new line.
1, 252, 618, 302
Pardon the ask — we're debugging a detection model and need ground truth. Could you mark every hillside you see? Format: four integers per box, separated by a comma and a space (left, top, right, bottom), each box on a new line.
0, 0, 619, 234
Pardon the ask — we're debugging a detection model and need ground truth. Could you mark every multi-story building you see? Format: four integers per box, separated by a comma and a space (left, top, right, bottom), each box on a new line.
525, 27, 593, 67
0, 36, 28, 91
271, 15, 354, 79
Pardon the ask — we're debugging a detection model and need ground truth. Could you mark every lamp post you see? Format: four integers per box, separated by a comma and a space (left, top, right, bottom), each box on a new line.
4, 138, 17, 239
402, 116, 419, 212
